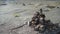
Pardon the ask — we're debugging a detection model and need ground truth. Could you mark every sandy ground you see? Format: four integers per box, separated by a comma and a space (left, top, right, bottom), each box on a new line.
0, 1, 60, 34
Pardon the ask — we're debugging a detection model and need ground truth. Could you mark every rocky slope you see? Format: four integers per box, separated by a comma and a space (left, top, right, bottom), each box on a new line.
0, 1, 60, 34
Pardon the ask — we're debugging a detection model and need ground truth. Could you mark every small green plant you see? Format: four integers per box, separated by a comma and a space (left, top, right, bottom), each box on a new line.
15, 15, 19, 17
13, 13, 20, 17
